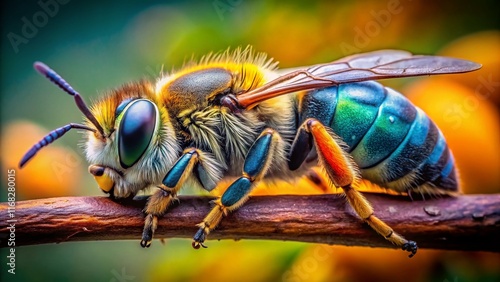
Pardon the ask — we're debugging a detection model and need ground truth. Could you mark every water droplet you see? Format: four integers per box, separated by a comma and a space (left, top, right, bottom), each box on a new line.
424, 206, 441, 216
472, 212, 485, 221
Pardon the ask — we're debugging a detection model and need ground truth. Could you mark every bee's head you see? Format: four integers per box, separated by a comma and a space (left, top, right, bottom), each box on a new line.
86, 96, 160, 196
86, 89, 180, 197
20, 62, 179, 198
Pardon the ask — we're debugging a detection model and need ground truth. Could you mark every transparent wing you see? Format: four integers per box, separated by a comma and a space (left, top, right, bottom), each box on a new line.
236, 50, 481, 108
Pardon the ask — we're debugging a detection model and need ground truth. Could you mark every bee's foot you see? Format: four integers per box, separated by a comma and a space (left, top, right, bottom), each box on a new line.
192, 241, 208, 249
192, 228, 208, 249
402, 241, 418, 258
140, 228, 152, 248
140, 239, 152, 248
141, 214, 156, 248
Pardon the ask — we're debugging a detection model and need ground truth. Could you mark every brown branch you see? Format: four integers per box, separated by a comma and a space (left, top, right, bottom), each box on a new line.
0, 194, 499, 252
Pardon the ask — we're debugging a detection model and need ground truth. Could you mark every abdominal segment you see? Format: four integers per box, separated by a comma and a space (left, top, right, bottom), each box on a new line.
297, 81, 458, 193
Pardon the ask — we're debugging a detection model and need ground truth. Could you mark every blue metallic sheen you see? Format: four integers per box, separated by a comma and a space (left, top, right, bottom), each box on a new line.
243, 133, 273, 178
417, 130, 455, 186
350, 87, 417, 168
441, 155, 454, 178
367, 109, 439, 182
426, 132, 447, 165
221, 177, 252, 206
296, 81, 458, 191
331, 82, 387, 150
163, 152, 194, 188
299, 86, 339, 126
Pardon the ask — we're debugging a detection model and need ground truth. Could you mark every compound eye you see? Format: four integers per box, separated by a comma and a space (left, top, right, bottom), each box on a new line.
117, 99, 157, 168
115, 98, 133, 118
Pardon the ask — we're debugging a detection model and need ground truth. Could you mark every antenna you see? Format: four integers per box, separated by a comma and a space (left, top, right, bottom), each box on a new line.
33, 62, 105, 136
19, 62, 106, 168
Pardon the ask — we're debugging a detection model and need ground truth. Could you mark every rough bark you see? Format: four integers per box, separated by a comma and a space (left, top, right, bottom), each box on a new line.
1, 194, 499, 252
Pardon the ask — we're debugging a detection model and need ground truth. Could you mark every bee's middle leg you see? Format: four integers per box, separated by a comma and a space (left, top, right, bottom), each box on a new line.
192, 128, 281, 249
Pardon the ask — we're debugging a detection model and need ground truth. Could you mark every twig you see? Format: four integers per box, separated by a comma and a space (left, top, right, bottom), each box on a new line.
0, 194, 499, 252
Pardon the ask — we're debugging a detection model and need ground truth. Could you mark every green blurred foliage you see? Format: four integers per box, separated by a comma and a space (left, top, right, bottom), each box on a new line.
1, 0, 499, 281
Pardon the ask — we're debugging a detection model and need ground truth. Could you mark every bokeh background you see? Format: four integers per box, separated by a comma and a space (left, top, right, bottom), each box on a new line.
1, 0, 499, 281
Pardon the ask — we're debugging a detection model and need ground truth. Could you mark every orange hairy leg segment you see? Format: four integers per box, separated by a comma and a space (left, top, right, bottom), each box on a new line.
303, 118, 418, 257
307, 119, 354, 187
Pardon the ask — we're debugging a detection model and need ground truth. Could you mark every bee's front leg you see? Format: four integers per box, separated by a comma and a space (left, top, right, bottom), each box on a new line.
192, 128, 281, 249
141, 148, 218, 248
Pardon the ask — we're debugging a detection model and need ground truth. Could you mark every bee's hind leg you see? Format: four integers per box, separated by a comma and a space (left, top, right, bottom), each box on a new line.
192, 128, 281, 249
289, 118, 417, 257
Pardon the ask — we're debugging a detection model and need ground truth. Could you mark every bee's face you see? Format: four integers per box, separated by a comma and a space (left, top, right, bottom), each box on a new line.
85, 84, 180, 198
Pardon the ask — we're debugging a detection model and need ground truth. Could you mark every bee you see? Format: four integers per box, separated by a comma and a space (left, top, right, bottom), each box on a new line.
20, 47, 480, 257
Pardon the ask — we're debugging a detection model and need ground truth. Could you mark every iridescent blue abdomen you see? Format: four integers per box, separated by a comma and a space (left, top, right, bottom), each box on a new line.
297, 81, 458, 193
